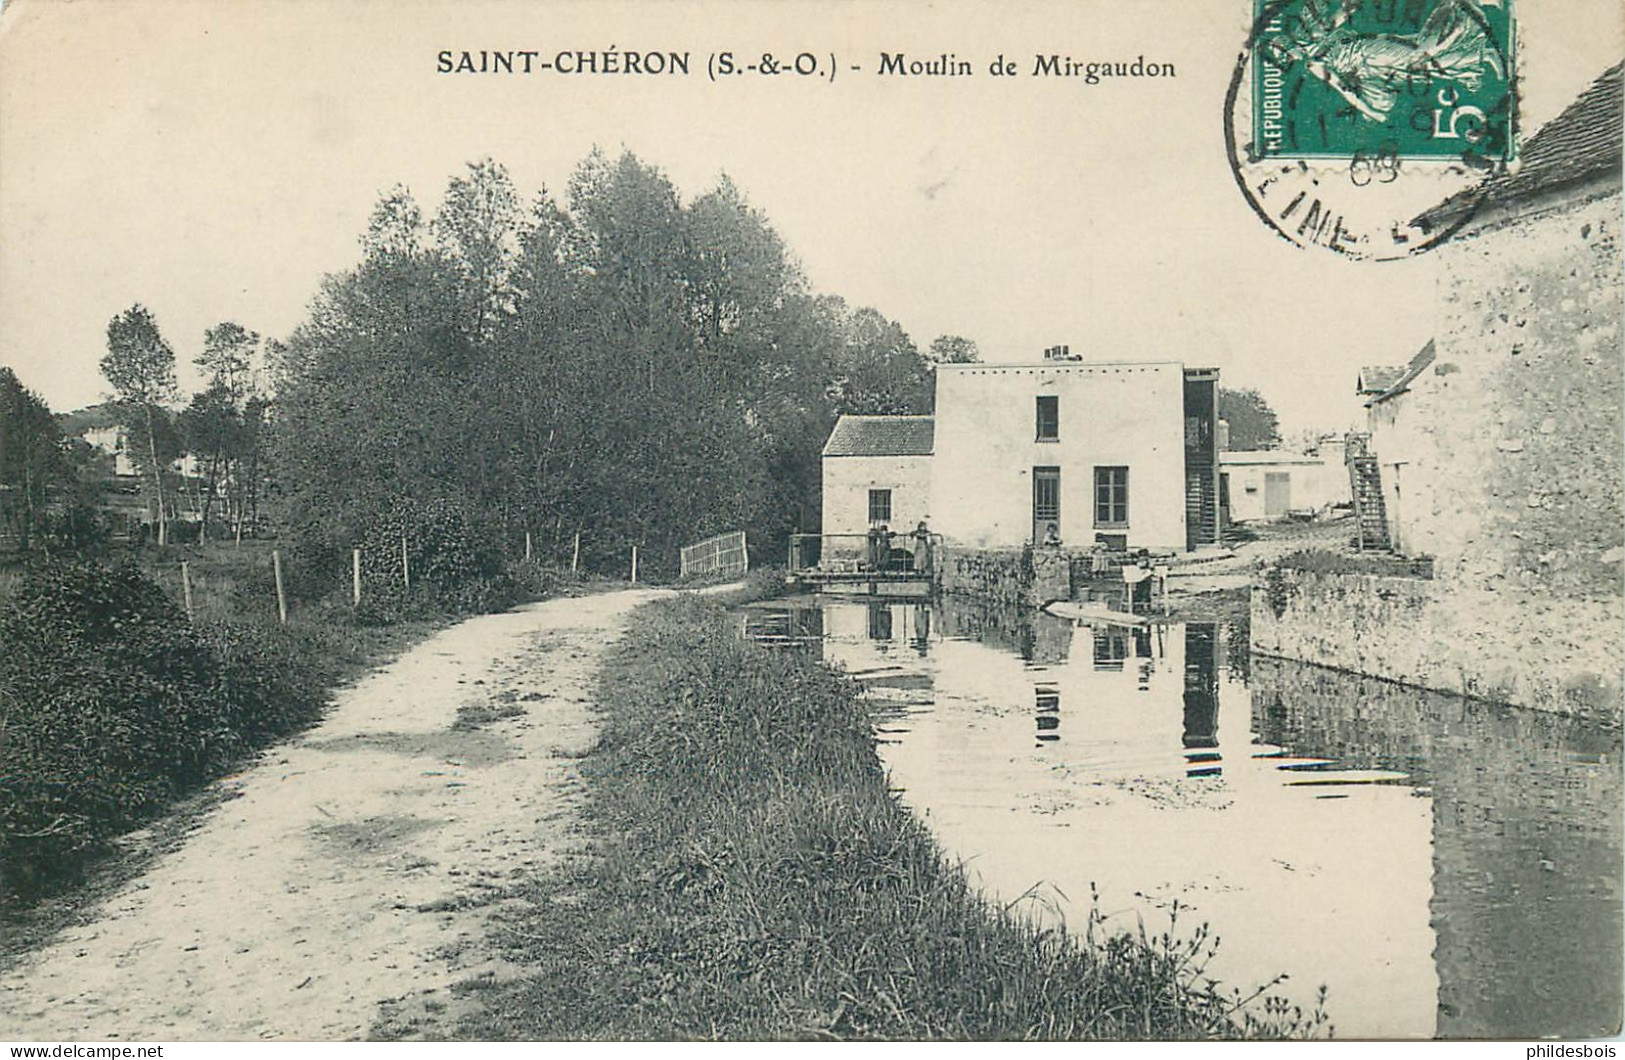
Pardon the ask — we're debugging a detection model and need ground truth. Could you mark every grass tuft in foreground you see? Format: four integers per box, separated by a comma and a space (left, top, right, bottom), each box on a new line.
459, 596, 1327, 1040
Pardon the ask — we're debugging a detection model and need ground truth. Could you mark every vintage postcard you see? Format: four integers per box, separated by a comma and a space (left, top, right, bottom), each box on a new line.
1, 0, 1620, 1045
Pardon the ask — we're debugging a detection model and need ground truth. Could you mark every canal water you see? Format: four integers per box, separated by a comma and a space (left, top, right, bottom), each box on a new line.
741, 594, 1623, 1039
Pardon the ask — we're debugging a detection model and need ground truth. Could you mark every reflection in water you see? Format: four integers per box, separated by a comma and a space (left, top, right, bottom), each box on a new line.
866, 601, 893, 641
1092, 629, 1128, 670
740, 595, 1623, 1039
1035, 682, 1061, 745
1182, 625, 1221, 778
1252, 659, 1623, 1040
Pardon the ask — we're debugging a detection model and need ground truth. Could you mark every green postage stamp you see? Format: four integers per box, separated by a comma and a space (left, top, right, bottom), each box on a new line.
1227, 0, 1519, 259
1252, 0, 1515, 162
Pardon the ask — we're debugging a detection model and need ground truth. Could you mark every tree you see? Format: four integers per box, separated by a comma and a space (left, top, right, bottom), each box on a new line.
828, 303, 932, 415
101, 305, 178, 545
269, 149, 935, 584
927, 334, 981, 364
433, 159, 520, 340
1218, 387, 1281, 450
0, 367, 65, 550
187, 322, 264, 539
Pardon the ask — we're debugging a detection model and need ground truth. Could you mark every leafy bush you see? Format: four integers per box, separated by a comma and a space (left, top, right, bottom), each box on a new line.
350, 498, 518, 619
0, 560, 327, 896
1271, 548, 1434, 579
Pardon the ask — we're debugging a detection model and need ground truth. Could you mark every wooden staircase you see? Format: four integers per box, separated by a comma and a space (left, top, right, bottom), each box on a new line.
1345, 436, 1390, 551
1185, 469, 1218, 549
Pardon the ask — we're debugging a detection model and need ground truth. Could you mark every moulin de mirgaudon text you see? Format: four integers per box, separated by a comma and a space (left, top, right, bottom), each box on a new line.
435, 48, 1175, 85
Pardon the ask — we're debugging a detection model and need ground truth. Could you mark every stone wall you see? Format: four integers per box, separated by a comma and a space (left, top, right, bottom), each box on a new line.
1402, 187, 1622, 601
934, 543, 1078, 606
820, 453, 932, 560
935, 545, 1030, 606
1263, 184, 1624, 719
1252, 568, 1622, 721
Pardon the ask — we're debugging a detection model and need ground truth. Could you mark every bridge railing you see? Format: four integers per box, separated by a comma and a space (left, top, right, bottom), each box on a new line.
787, 532, 942, 575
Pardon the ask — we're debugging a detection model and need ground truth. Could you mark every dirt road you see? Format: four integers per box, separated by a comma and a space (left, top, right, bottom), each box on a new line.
0, 589, 664, 1041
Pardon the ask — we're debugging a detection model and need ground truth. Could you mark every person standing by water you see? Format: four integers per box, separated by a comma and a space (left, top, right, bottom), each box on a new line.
912, 520, 932, 574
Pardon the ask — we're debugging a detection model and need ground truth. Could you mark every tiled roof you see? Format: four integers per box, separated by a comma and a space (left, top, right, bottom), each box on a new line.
1367, 341, 1437, 406
1418, 62, 1623, 231
1357, 366, 1406, 394
822, 415, 934, 457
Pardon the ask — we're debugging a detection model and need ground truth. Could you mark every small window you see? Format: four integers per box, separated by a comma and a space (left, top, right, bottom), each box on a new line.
1095, 466, 1129, 527
868, 488, 892, 525
1036, 395, 1059, 441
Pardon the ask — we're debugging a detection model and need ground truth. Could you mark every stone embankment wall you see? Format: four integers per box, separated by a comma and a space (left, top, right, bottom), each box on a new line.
935, 545, 1074, 605
1251, 569, 1622, 722
935, 545, 1030, 606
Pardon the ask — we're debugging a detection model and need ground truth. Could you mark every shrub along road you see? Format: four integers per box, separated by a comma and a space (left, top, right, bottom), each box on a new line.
0, 589, 665, 1041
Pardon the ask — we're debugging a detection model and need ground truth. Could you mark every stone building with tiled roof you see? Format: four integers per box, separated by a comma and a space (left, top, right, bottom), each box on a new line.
820, 415, 935, 459
1416, 62, 1623, 236
818, 414, 935, 566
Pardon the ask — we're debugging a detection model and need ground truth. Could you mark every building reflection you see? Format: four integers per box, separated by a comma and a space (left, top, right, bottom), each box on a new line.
1182, 623, 1221, 777
1251, 657, 1624, 1039
1035, 680, 1061, 744
866, 600, 893, 641
747, 596, 1622, 1038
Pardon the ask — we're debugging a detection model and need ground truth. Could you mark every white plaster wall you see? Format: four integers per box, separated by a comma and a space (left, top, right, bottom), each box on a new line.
1369, 391, 1427, 554
1223, 457, 1345, 522
931, 363, 1188, 551
820, 454, 932, 556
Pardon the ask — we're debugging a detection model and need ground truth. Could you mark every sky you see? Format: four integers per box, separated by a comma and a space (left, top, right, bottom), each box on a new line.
1, 0, 1619, 438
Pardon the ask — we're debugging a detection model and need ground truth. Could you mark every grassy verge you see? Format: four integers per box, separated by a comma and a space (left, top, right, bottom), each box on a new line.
1270, 548, 1434, 579
458, 596, 1324, 1040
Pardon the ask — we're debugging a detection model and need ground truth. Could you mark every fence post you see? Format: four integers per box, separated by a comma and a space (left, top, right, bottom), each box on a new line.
630, 545, 639, 583
181, 560, 194, 619
572, 531, 581, 574
352, 548, 362, 607
524, 530, 533, 562
401, 535, 410, 590
272, 549, 288, 626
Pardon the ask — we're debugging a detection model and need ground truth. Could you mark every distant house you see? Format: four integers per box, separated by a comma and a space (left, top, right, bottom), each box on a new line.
819, 414, 934, 564
820, 352, 1220, 557
1356, 364, 1406, 401
58, 403, 139, 477
1360, 340, 1436, 552
1220, 448, 1349, 523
